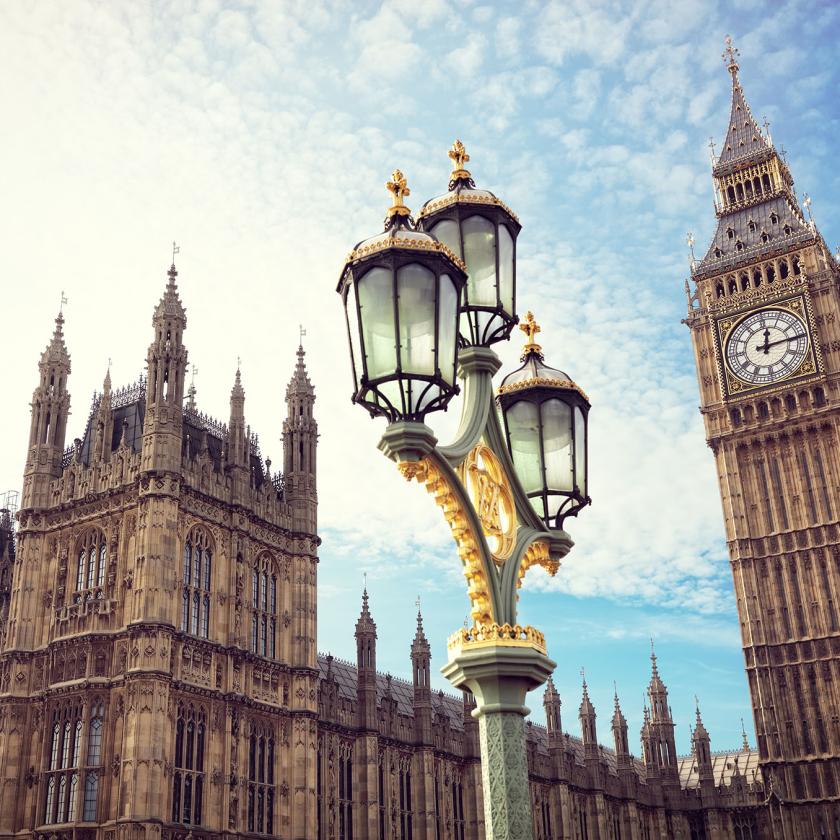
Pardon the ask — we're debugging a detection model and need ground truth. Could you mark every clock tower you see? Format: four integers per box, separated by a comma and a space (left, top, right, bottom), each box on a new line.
686, 40, 840, 837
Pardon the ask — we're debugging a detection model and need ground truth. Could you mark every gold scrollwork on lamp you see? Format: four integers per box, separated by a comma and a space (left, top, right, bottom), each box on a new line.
459, 444, 516, 564
398, 458, 494, 625
517, 539, 558, 590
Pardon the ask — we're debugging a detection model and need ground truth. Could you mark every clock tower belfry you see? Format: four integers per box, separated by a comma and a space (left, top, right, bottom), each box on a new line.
686, 39, 840, 836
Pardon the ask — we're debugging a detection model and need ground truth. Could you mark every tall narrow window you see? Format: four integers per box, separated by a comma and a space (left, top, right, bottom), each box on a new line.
399, 759, 413, 840
74, 530, 108, 603
43, 700, 104, 825
452, 775, 465, 840
755, 460, 774, 532
247, 721, 275, 834
172, 704, 207, 825
251, 553, 279, 658
378, 753, 386, 840
182, 529, 212, 638
339, 742, 353, 840
813, 448, 833, 519
798, 451, 818, 524
769, 458, 789, 530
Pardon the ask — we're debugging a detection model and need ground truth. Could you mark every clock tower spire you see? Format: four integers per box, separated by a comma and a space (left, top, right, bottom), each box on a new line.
685, 40, 840, 837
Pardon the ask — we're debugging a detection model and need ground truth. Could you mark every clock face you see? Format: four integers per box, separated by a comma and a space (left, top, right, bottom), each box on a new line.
724, 307, 810, 386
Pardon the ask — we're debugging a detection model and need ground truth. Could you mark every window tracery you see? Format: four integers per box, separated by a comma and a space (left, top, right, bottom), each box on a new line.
172, 703, 206, 825
247, 719, 275, 834
250, 553, 278, 659
181, 528, 212, 638
73, 529, 107, 603
43, 699, 104, 824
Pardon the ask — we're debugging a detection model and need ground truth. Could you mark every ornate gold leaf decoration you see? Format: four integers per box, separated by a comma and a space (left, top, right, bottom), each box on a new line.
519, 311, 542, 355
497, 377, 590, 401
459, 444, 516, 564
447, 623, 547, 655
517, 539, 558, 590
448, 139, 472, 181
397, 458, 493, 625
386, 169, 411, 218
417, 191, 520, 223
343, 235, 466, 273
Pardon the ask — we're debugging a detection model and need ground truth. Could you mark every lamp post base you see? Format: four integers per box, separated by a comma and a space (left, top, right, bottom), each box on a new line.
442, 641, 555, 840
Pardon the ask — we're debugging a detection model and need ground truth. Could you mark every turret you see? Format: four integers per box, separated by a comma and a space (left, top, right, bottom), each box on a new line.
647, 643, 679, 785
579, 673, 598, 761
23, 311, 72, 507
227, 366, 249, 499
141, 262, 188, 473
283, 341, 317, 532
693, 699, 713, 784
355, 587, 377, 731
543, 676, 563, 747
411, 604, 432, 745
92, 367, 114, 464
612, 686, 631, 770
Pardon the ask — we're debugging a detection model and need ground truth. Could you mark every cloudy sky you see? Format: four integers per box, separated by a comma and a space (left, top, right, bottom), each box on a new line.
2, 0, 838, 754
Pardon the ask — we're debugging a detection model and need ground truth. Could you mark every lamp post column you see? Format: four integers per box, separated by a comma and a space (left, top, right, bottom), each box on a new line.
442, 642, 555, 840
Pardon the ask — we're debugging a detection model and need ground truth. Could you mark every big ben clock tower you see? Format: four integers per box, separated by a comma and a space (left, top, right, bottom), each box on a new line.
686, 39, 840, 837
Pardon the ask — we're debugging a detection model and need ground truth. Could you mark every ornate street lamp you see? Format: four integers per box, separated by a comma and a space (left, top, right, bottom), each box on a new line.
337, 144, 591, 840
418, 140, 521, 347
497, 311, 590, 529
337, 170, 468, 422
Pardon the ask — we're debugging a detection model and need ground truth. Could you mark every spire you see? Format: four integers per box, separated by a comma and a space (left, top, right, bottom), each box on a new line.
153, 261, 187, 326
579, 671, 595, 716
693, 696, 709, 738
286, 339, 314, 399
355, 585, 377, 637
715, 36, 771, 167
649, 638, 665, 692
579, 669, 597, 753
41, 311, 71, 370
543, 676, 563, 739
411, 599, 429, 653
741, 717, 750, 751
612, 683, 626, 728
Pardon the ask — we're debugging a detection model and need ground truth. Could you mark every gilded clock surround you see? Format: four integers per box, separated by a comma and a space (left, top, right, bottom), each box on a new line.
711, 291, 822, 400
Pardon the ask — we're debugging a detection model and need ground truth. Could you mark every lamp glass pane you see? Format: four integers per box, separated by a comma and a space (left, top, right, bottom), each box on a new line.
498, 224, 514, 313
438, 274, 458, 385
430, 220, 462, 260
397, 263, 436, 376
542, 399, 573, 492
462, 215, 496, 306
506, 400, 542, 493
345, 282, 363, 391
358, 266, 396, 380
575, 406, 587, 494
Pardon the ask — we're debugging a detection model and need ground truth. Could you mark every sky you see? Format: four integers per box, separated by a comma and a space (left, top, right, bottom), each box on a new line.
1, 0, 839, 756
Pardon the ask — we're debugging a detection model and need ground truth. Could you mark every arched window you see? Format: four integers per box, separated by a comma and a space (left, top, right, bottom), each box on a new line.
770, 212, 779, 224
398, 758, 413, 840
251, 553, 278, 659
181, 528, 212, 638
172, 704, 206, 825
43, 700, 105, 825
748, 220, 756, 233
727, 227, 735, 240
780, 260, 789, 279
74, 529, 107, 602
338, 742, 353, 840
735, 240, 744, 252
247, 720, 276, 834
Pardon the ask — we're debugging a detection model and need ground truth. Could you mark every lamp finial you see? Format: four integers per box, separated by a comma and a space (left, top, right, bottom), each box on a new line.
448, 139, 473, 182
722, 35, 740, 76
386, 169, 412, 219
519, 311, 543, 356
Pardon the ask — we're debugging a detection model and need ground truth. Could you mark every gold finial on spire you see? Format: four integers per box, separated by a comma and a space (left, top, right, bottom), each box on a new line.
448, 139, 472, 179
519, 311, 542, 356
722, 35, 740, 75
386, 169, 412, 218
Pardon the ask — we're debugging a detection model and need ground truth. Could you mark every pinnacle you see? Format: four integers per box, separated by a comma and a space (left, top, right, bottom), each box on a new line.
287, 342, 314, 397
154, 262, 187, 325
355, 586, 377, 636
231, 366, 245, 401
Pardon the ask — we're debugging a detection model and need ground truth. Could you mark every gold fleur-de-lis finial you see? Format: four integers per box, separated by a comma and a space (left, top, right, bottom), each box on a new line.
448, 139, 473, 189
722, 35, 740, 74
386, 169, 411, 218
519, 311, 542, 356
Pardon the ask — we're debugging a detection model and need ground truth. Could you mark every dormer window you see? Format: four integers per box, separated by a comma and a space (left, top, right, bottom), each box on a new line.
770, 212, 779, 224
736, 240, 744, 252
748, 220, 756, 232
714, 247, 723, 258
783, 224, 791, 235
727, 227, 735, 240
761, 232, 769, 244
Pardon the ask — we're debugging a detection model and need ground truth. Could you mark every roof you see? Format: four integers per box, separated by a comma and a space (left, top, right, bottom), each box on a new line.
695, 194, 812, 277
715, 70, 770, 168
678, 747, 761, 789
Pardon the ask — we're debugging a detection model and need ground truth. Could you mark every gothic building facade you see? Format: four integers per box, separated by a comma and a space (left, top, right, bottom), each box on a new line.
686, 42, 840, 839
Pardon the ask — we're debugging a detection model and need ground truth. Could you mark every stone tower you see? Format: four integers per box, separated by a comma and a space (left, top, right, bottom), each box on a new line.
0, 262, 320, 839
686, 40, 840, 836
22, 312, 71, 509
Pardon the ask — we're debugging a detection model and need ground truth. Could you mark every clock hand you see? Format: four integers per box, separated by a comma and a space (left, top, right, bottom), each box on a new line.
755, 333, 807, 352
758, 327, 770, 355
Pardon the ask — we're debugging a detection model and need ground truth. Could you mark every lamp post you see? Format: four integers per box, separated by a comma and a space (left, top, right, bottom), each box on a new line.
337, 143, 591, 840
